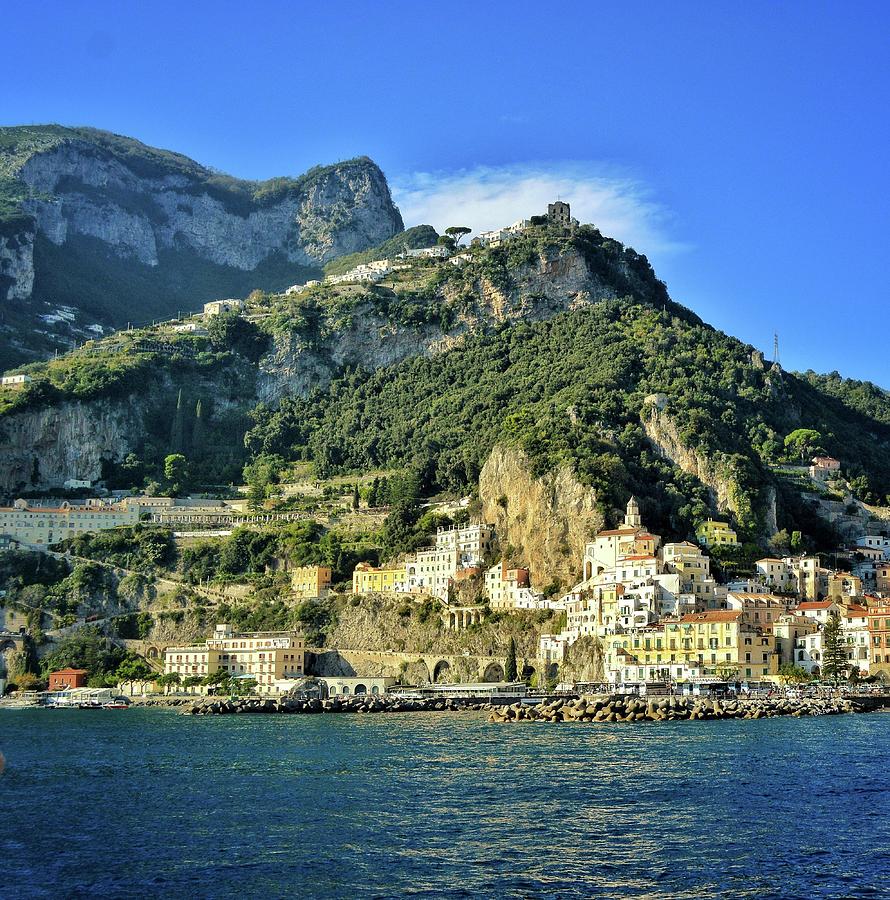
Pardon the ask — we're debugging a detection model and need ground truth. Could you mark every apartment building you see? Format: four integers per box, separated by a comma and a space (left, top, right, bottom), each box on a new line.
164, 624, 305, 693
0, 498, 139, 548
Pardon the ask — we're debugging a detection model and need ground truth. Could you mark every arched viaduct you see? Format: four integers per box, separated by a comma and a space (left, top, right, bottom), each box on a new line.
307, 648, 549, 686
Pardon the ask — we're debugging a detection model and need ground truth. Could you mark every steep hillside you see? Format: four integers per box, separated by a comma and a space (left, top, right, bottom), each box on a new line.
3, 219, 890, 562
0, 126, 403, 367
0, 226, 611, 491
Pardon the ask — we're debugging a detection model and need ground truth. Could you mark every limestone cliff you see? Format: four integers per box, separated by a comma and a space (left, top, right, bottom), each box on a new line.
0, 362, 254, 493
0, 126, 403, 363
641, 397, 765, 532
0, 225, 35, 301
0, 397, 142, 491
478, 445, 604, 589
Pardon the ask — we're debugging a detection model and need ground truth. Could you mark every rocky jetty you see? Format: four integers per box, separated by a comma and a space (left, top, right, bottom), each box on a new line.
183, 695, 491, 716
488, 694, 859, 724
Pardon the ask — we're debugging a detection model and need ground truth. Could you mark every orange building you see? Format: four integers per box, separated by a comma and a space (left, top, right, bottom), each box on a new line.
867, 603, 890, 679
48, 668, 88, 691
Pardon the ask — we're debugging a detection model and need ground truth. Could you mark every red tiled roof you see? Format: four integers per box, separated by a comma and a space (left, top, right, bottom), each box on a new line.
797, 601, 833, 610
680, 610, 742, 624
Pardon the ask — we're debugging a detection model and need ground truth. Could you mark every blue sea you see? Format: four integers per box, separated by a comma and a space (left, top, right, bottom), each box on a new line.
0, 708, 888, 899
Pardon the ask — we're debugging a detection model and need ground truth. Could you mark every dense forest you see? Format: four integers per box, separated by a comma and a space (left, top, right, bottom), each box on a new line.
245, 296, 890, 544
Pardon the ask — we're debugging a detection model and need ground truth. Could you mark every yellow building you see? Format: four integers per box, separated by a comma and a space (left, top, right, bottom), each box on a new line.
696, 519, 738, 548
604, 610, 777, 684
164, 624, 305, 693
352, 562, 407, 595
0, 498, 139, 548
291, 565, 332, 599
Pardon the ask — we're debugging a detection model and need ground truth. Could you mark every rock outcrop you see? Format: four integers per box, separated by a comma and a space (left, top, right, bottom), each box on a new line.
479, 444, 604, 589
641, 399, 761, 531
0, 397, 141, 492
0, 126, 403, 361
15, 141, 401, 271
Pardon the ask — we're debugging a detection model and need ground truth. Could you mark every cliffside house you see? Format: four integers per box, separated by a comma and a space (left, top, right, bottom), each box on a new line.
291, 565, 332, 600
809, 456, 841, 480
0, 374, 32, 390
484, 561, 548, 610
0, 498, 139, 549
352, 562, 408, 595
203, 298, 244, 318
866, 603, 890, 680
696, 519, 738, 548
401, 245, 451, 259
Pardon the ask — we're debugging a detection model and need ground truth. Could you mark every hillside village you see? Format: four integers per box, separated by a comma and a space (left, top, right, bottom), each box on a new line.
2, 201, 890, 703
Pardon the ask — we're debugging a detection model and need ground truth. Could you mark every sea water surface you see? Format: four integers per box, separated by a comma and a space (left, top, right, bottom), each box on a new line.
1, 708, 888, 899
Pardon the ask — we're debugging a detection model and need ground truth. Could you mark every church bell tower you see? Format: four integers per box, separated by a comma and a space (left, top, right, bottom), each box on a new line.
624, 496, 642, 528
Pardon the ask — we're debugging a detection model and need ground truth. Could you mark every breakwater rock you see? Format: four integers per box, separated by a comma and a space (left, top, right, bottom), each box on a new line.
488, 694, 859, 724
184, 695, 491, 716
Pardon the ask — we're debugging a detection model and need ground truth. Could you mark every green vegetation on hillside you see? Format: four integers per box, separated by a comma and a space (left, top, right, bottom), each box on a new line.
323, 224, 439, 276
58, 526, 176, 571
244, 297, 890, 545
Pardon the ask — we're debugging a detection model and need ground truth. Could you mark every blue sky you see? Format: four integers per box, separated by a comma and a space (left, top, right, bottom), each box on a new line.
4, 1, 890, 384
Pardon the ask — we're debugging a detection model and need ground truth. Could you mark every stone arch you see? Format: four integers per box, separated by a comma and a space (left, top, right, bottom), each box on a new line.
342, 685, 350, 695
0, 640, 17, 654
354, 684, 367, 695
522, 664, 537, 686
482, 662, 504, 683
146, 646, 160, 659
433, 660, 452, 683
329, 686, 338, 696
584, 560, 593, 581
371, 685, 379, 695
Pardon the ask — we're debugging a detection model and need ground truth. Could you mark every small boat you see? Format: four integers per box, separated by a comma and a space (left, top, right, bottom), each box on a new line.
103, 700, 130, 709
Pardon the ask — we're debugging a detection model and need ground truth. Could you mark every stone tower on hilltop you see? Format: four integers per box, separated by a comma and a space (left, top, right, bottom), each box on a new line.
547, 200, 572, 226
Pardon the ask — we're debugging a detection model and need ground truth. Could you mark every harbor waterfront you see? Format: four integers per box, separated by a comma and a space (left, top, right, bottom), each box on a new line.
1, 708, 889, 898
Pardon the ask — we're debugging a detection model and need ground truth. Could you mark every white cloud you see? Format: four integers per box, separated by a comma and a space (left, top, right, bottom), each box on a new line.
391, 162, 688, 258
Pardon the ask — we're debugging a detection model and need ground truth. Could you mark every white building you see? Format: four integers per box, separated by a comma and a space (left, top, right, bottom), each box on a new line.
856, 535, 890, 559
434, 523, 494, 567
484, 561, 551, 610
401, 245, 451, 259
285, 280, 322, 295
793, 600, 840, 625
1, 374, 32, 389
539, 632, 572, 665
405, 547, 460, 601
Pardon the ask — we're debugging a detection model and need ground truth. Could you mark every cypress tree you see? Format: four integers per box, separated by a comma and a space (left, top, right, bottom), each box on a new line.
505, 637, 518, 682
368, 476, 380, 508
821, 612, 849, 683
170, 388, 185, 453
192, 398, 204, 451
